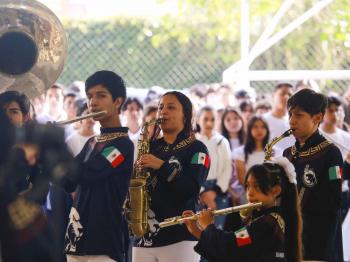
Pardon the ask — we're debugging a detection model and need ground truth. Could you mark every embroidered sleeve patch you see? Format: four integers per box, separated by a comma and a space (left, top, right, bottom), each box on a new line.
329, 166, 342, 181
101, 146, 124, 168
234, 227, 252, 247
191, 152, 210, 168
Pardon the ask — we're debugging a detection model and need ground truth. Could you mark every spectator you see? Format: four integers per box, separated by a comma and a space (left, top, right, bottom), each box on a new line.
262, 82, 295, 151
65, 101, 97, 156
122, 97, 143, 140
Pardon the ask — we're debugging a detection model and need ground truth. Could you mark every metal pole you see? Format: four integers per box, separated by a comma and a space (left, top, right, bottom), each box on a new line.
238, 0, 250, 89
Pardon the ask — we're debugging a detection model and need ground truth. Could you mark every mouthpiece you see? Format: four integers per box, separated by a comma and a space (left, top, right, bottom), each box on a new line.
283, 129, 293, 137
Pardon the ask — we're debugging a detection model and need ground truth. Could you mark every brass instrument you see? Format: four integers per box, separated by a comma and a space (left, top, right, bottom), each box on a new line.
126, 118, 164, 237
0, 0, 68, 98
56, 111, 107, 125
159, 202, 263, 228
158, 130, 294, 229
264, 129, 293, 161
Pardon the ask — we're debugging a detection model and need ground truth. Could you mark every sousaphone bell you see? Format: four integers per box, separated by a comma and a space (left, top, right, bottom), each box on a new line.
0, 0, 68, 98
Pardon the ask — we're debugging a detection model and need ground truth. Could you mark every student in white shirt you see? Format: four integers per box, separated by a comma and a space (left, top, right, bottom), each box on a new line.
196, 106, 232, 229
65, 102, 96, 156
220, 107, 246, 207
233, 116, 282, 187
263, 82, 295, 151
122, 97, 143, 140
220, 107, 245, 153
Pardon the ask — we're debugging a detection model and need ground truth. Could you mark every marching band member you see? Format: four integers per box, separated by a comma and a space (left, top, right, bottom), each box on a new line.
183, 157, 302, 262
0, 107, 77, 261
132, 91, 209, 262
0, 91, 32, 126
63, 71, 134, 262
284, 89, 343, 261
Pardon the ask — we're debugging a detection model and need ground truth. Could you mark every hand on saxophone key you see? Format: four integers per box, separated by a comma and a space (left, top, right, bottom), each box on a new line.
137, 154, 164, 170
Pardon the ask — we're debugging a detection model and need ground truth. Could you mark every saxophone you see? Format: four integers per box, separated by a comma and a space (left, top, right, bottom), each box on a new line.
126, 118, 163, 237
264, 129, 293, 161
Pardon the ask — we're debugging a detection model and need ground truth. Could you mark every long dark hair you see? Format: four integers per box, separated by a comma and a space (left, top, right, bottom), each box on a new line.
244, 163, 302, 262
221, 107, 245, 149
152, 91, 193, 140
244, 116, 269, 161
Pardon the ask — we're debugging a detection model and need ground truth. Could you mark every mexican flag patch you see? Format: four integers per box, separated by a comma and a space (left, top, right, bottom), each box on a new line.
234, 227, 252, 247
329, 166, 342, 181
101, 146, 124, 168
191, 152, 210, 168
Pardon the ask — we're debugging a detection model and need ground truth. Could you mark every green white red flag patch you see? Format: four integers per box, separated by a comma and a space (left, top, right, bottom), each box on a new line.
329, 166, 342, 181
191, 152, 210, 168
102, 146, 124, 168
234, 227, 252, 247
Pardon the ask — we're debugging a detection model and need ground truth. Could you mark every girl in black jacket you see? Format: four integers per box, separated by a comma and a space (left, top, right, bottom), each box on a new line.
183, 157, 302, 262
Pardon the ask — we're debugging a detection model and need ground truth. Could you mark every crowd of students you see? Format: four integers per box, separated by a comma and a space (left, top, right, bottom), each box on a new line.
1, 74, 350, 262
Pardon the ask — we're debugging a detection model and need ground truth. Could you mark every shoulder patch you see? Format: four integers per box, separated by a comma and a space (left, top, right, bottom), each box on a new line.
329, 166, 342, 181
191, 152, 210, 168
101, 146, 124, 168
234, 226, 252, 247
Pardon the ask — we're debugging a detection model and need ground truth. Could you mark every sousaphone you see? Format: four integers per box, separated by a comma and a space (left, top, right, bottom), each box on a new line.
0, 0, 68, 98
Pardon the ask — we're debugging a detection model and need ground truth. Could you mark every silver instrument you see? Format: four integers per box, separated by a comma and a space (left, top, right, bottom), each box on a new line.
159, 202, 262, 228
0, 0, 68, 98
56, 111, 107, 125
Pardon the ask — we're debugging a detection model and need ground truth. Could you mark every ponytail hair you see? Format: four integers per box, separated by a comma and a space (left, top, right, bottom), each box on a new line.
245, 163, 302, 262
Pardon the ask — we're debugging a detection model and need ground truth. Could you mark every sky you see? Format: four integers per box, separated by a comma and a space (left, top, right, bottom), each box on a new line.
37, 0, 177, 20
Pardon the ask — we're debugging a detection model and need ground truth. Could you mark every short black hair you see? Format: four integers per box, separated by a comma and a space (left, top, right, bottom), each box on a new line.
75, 99, 88, 117
85, 70, 126, 101
197, 105, 215, 118
48, 83, 65, 96
122, 97, 143, 112
239, 100, 254, 113
235, 89, 249, 99
274, 82, 293, 91
287, 89, 327, 116
327, 96, 341, 108
0, 90, 31, 115
142, 103, 158, 123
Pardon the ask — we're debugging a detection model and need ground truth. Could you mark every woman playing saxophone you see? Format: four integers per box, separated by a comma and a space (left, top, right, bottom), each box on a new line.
132, 91, 209, 262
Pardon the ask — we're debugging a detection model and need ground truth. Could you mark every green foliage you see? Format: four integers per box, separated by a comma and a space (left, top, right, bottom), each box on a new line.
58, 18, 238, 89
58, 0, 350, 93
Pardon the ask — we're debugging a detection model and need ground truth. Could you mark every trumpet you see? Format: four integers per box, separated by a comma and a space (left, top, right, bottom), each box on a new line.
56, 111, 107, 125
159, 202, 262, 228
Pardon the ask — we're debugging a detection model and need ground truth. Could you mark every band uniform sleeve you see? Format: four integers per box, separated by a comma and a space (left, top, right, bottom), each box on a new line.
62, 139, 90, 192
76, 139, 134, 184
326, 145, 343, 210
157, 141, 209, 200
194, 215, 284, 262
